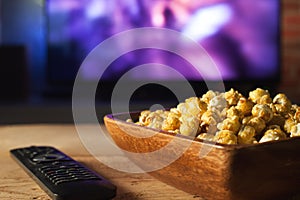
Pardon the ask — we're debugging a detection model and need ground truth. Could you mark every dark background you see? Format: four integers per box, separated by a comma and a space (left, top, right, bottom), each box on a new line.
0, 0, 299, 124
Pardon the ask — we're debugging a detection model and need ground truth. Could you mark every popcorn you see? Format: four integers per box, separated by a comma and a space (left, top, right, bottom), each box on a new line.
272, 93, 292, 116
284, 117, 296, 134
144, 110, 168, 130
290, 123, 300, 137
214, 130, 237, 145
208, 93, 227, 111
224, 88, 242, 106
176, 97, 207, 137
132, 88, 300, 145
242, 116, 266, 135
249, 88, 272, 104
138, 110, 151, 126
161, 109, 181, 132
259, 125, 287, 143
251, 104, 273, 123
235, 97, 254, 118
226, 107, 240, 119
201, 108, 221, 128
217, 116, 241, 134
201, 90, 219, 105
292, 105, 300, 122
197, 133, 215, 142
268, 113, 285, 129
237, 125, 257, 144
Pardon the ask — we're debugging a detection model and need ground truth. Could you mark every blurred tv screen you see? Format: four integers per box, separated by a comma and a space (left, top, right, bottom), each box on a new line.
47, 0, 280, 86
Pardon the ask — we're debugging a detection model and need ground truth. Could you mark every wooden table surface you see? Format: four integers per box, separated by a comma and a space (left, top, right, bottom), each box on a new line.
0, 124, 202, 200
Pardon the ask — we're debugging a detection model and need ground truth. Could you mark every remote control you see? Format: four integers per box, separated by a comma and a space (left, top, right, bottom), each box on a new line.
10, 146, 117, 200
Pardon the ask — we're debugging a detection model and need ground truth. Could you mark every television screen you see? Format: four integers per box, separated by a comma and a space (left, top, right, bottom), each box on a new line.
46, 0, 281, 99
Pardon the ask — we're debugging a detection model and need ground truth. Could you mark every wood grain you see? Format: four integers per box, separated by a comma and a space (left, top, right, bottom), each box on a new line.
0, 124, 202, 200
104, 113, 300, 200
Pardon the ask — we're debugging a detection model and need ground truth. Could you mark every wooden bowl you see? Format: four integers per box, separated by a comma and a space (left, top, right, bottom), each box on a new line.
104, 112, 300, 200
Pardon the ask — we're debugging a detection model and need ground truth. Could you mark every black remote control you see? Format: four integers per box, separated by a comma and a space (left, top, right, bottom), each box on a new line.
10, 146, 117, 200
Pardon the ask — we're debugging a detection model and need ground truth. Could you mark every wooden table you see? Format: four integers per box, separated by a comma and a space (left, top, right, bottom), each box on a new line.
0, 124, 202, 200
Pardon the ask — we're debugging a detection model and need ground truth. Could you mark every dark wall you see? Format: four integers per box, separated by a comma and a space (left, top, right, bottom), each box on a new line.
0, 0, 46, 99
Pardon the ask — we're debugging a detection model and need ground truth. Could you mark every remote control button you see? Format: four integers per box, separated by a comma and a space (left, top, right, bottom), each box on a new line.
39, 165, 63, 173
22, 147, 34, 155
44, 169, 68, 177
36, 146, 54, 153
52, 177, 76, 184
54, 178, 78, 185
53, 161, 78, 167
38, 164, 55, 171
39, 161, 78, 171
50, 174, 76, 181
29, 152, 39, 158
32, 153, 68, 163
16, 149, 25, 156
54, 176, 101, 185
72, 170, 95, 176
